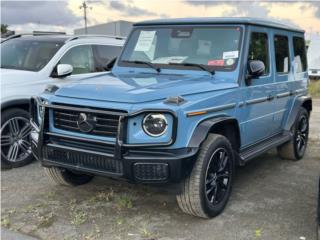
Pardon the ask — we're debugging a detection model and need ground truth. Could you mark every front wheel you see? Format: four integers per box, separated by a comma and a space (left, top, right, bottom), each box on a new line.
44, 167, 94, 186
277, 107, 309, 161
1, 108, 34, 169
176, 134, 235, 218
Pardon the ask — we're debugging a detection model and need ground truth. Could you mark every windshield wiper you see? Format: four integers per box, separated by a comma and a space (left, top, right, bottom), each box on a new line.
169, 62, 215, 75
122, 60, 161, 73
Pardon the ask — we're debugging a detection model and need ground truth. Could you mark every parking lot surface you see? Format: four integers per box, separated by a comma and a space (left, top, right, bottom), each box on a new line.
1, 99, 320, 240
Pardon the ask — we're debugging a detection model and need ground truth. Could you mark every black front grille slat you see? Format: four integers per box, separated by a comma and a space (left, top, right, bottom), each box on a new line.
53, 106, 122, 138
56, 123, 79, 130
95, 123, 118, 128
54, 118, 76, 124
97, 116, 118, 122
55, 112, 78, 117
44, 146, 123, 174
92, 130, 117, 136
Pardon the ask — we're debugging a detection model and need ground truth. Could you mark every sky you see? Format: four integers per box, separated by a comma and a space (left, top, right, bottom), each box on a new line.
1, 0, 320, 39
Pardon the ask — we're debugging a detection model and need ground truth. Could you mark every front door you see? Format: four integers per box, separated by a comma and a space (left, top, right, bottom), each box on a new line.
240, 27, 278, 147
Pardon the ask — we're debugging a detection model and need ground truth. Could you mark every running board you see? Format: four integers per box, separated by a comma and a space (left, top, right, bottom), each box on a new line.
239, 132, 292, 165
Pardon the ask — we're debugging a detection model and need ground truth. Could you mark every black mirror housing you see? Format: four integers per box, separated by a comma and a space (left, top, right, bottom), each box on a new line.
105, 57, 117, 71
246, 60, 265, 85
248, 60, 265, 78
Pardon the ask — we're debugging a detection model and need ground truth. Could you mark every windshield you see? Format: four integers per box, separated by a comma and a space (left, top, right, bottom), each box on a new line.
1, 39, 63, 71
119, 26, 242, 71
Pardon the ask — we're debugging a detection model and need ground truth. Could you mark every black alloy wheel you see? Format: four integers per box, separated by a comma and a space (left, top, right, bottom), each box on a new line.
205, 147, 231, 206
295, 114, 308, 157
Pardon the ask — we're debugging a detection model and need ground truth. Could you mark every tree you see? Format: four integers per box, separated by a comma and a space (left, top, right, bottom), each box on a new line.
1, 24, 9, 34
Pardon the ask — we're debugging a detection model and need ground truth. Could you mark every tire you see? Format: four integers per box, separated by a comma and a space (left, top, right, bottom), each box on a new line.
277, 107, 309, 161
44, 167, 94, 186
1, 108, 34, 169
176, 134, 235, 218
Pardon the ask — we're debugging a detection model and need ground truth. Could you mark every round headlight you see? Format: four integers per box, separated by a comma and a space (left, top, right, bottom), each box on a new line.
142, 113, 168, 137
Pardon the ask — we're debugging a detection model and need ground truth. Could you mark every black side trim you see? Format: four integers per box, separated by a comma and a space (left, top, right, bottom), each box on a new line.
284, 95, 312, 131
239, 132, 291, 164
188, 116, 238, 148
185, 103, 236, 117
1, 98, 30, 111
246, 96, 269, 105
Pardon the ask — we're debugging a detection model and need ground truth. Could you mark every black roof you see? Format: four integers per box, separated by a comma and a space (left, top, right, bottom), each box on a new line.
134, 17, 304, 33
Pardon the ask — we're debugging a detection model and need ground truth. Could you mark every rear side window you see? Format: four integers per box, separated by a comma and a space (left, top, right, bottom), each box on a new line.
248, 32, 269, 74
274, 35, 290, 73
92, 45, 122, 72
293, 37, 307, 72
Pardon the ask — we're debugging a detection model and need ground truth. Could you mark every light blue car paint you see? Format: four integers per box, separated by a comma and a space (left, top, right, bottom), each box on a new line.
33, 17, 311, 184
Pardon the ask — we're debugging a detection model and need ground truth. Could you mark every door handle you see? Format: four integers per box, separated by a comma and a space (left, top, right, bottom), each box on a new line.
267, 94, 274, 101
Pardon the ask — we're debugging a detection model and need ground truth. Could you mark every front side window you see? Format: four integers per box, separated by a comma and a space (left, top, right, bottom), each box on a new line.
119, 26, 242, 71
248, 32, 269, 74
92, 45, 122, 72
293, 36, 307, 72
60, 45, 94, 75
1, 39, 63, 71
274, 35, 290, 73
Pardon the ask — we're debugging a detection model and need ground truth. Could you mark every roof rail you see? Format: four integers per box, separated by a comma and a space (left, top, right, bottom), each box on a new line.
1, 32, 66, 43
66, 34, 126, 42
32, 31, 66, 36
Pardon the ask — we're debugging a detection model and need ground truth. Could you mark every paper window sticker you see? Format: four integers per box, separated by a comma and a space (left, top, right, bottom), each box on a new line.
134, 31, 156, 52
208, 60, 224, 66
226, 59, 235, 66
283, 57, 289, 72
152, 56, 187, 64
223, 51, 239, 59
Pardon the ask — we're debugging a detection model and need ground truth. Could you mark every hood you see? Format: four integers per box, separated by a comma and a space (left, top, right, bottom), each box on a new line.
54, 73, 238, 103
1, 69, 41, 87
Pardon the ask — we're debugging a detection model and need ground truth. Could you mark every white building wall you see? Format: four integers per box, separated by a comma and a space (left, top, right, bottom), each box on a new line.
74, 20, 133, 37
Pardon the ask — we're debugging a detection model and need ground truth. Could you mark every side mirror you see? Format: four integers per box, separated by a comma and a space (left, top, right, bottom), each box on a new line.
52, 64, 73, 78
246, 60, 265, 85
105, 57, 117, 71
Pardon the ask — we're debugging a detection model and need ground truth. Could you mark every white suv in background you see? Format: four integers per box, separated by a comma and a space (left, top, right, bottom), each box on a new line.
1, 34, 125, 169
307, 35, 320, 79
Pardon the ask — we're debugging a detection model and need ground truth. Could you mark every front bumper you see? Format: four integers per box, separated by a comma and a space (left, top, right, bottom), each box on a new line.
309, 70, 320, 77
31, 129, 198, 184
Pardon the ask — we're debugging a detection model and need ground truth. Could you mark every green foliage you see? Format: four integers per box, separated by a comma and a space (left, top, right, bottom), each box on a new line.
1, 24, 9, 34
116, 195, 133, 210
309, 80, 320, 98
70, 210, 88, 225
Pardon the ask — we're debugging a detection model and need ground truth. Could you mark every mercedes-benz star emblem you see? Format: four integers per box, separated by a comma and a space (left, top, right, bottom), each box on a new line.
77, 113, 96, 133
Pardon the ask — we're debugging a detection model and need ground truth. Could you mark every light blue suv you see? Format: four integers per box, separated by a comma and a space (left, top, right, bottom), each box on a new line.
31, 18, 312, 218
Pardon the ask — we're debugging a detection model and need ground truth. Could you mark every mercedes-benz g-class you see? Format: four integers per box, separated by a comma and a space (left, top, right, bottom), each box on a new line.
31, 18, 312, 218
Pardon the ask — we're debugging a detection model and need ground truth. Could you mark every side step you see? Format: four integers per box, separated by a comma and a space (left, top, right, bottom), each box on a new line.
239, 132, 292, 165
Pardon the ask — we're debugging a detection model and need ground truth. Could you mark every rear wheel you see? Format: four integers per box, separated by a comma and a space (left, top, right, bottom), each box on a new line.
44, 167, 94, 186
176, 134, 235, 218
1, 108, 33, 169
277, 107, 309, 160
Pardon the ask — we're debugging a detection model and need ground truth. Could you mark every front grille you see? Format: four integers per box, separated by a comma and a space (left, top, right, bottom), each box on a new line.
53, 108, 120, 138
133, 163, 169, 181
43, 146, 123, 174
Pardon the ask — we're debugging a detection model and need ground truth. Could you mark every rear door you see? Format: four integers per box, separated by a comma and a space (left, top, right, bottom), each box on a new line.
272, 31, 292, 132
